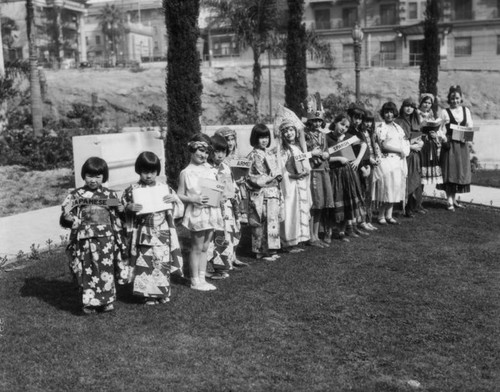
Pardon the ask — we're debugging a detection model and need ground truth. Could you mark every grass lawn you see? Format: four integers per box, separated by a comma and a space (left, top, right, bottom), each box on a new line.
1, 201, 499, 391
471, 169, 500, 189
0, 165, 73, 217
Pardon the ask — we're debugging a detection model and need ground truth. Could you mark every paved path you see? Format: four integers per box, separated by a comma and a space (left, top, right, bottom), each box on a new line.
1, 185, 500, 263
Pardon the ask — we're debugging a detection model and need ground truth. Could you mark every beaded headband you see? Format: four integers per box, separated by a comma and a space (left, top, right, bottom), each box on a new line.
187, 141, 209, 150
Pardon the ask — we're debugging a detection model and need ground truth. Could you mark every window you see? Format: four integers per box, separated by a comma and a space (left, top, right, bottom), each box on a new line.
380, 3, 398, 25
85, 36, 89, 46
314, 9, 331, 30
498, 36, 500, 55
342, 7, 358, 28
343, 44, 354, 62
408, 2, 418, 19
380, 41, 396, 61
96, 35, 101, 45
454, 37, 472, 57
454, 0, 473, 20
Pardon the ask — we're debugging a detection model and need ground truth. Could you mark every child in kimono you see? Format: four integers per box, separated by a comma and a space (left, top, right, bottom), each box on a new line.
60, 157, 128, 315
122, 151, 184, 305
246, 124, 283, 261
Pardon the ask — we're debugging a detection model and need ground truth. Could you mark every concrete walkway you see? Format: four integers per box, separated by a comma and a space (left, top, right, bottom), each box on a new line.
1, 185, 500, 263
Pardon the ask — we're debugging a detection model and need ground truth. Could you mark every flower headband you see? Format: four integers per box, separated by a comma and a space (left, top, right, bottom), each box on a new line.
187, 141, 209, 150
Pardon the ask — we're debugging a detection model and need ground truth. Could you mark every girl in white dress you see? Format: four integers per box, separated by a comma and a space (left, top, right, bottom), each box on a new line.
177, 134, 224, 291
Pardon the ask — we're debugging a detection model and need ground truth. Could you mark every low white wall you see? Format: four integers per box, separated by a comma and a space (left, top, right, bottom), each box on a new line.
72, 131, 166, 190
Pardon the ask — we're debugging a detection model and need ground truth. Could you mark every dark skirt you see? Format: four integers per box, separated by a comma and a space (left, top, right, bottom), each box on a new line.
310, 169, 334, 210
328, 164, 365, 223
406, 150, 421, 196
438, 140, 471, 193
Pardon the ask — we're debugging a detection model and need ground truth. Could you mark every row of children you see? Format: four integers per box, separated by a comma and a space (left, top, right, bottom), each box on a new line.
61, 86, 472, 314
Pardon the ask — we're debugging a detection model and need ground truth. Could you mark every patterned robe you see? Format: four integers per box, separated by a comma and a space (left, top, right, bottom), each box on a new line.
61, 186, 128, 308
122, 181, 184, 300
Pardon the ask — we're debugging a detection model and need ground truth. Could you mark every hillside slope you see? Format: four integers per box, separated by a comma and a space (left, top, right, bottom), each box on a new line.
45, 64, 500, 126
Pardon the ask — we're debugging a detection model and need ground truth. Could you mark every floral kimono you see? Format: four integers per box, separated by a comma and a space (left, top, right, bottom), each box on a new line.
246, 148, 283, 255
61, 186, 128, 308
122, 181, 184, 301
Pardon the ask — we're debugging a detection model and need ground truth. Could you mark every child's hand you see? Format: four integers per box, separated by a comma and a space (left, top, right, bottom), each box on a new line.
339, 157, 350, 165
312, 147, 322, 157
127, 203, 143, 212
193, 195, 209, 205
322, 152, 330, 160
71, 217, 81, 229
350, 160, 360, 170
117, 204, 124, 213
275, 174, 283, 183
163, 194, 176, 204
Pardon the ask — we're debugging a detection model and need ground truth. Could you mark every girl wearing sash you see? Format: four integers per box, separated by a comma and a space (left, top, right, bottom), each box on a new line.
437, 85, 473, 211
372, 102, 410, 225
246, 124, 283, 261
60, 157, 128, 314
325, 114, 366, 242
278, 120, 311, 252
122, 152, 184, 304
178, 134, 224, 291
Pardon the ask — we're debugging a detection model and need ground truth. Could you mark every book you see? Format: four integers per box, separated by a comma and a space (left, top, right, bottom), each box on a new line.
327, 136, 359, 161
132, 185, 173, 215
199, 178, 225, 207
450, 124, 479, 142
410, 131, 423, 143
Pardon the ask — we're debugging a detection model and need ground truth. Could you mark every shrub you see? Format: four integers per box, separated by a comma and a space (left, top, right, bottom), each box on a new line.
219, 96, 272, 125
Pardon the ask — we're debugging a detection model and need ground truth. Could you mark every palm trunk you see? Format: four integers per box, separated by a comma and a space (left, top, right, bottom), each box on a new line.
252, 45, 262, 119
26, 0, 43, 136
0, 11, 6, 133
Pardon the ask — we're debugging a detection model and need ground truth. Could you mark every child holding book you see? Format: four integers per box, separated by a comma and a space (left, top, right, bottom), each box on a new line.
246, 124, 283, 261
60, 157, 128, 314
325, 114, 366, 242
121, 151, 184, 305
177, 134, 224, 291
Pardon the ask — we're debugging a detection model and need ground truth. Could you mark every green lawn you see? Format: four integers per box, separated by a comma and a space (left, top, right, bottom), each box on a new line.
1, 202, 499, 391
471, 169, 500, 189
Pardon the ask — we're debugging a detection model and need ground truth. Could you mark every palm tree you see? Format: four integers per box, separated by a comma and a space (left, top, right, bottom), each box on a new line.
98, 4, 123, 64
26, 0, 43, 136
204, 0, 280, 119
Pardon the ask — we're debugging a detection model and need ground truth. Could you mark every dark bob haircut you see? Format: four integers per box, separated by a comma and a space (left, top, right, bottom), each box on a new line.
379, 101, 398, 117
135, 151, 161, 175
328, 113, 350, 131
188, 133, 213, 153
210, 133, 229, 155
249, 123, 271, 148
81, 157, 109, 183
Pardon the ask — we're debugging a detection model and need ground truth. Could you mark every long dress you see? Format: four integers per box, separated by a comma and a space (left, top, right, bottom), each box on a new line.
325, 132, 366, 223
122, 181, 184, 301
207, 161, 241, 271
179, 163, 224, 232
279, 144, 312, 247
437, 106, 472, 194
417, 109, 443, 185
61, 186, 128, 308
225, 151, 250, 223
372, 121, 410, 205
395, 113, 422, 212
304, 127, 334, 210
247, 148, 283, 255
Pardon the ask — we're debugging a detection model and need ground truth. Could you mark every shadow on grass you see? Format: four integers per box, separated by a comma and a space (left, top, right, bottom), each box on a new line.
20, 277, 82, 315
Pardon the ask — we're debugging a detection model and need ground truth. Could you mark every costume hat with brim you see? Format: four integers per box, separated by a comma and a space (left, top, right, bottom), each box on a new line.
347, 102, 366, 118
301, 92, 325, 127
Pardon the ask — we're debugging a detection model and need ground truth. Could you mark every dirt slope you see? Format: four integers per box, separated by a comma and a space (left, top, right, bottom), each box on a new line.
45, 64, 500, 126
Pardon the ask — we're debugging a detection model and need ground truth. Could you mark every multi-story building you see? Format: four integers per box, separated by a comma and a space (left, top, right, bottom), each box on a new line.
0, 0, 87, 67
304, 0, 500, 71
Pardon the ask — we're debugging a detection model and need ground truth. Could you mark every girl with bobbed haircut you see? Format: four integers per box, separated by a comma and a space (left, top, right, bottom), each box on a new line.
250, 123, 272, 148
379, 101, 398, 118
81, 156, 109, 183
447, 85, 464, 105
134, 151, 161, 175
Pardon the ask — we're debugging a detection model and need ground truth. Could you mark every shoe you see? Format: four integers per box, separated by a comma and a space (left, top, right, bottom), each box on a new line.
208, 272, 229, 280
233, 259, 249, 267
289, 247, 305, 253
201, 280, 217, 290
387, 218, 400, 225
337, 232, 350, 243
345, 230, 360, 238
378, 218, 387, 225
144, 300, 158, 306
454, 202, 466, 209
308, 240, 326, 248
353, 228, 369, 237
366, 223, 378, 231
82, 306, 97, 315
359, 222, 374, 231
190, 282, 212, 291
447, 204, 455, 212
270, 254, 280, 260
158, 298, 170, 304
102, 304, 114, 312
404, 212, 415, 218
320, 239, 331, 247
417, 208, 428, 214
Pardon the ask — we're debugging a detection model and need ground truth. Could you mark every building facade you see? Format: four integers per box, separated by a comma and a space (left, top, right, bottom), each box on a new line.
304, 0, 500, 71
